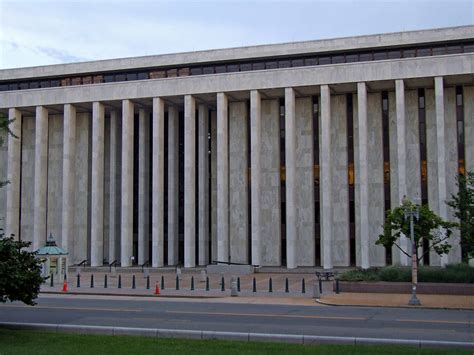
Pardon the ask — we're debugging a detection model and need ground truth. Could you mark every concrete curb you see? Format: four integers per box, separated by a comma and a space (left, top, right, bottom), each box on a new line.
0, 322, 472, 349
40, 290, 225, 299
314, 298, 474, 311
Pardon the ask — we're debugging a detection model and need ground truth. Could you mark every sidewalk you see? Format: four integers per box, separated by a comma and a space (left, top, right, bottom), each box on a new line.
41, 270, 474, 309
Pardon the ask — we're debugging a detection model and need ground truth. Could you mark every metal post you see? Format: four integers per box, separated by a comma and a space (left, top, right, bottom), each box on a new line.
206, 276, 209, 291
221, 276, 225, 291
50, 273, 54, 287
191, 276, 194, 291
146, 275, 150, 290
268, 278, 273, 293
252, 277, 256, 292
118, 275, 122, 289
132, 275, 136, 289
285, 278, 289, 293
176, 275, 179, 290
335, 279, 340, 294
301, 278, 306, 294
104, 274, 108, 288
90, 274, 94, 288
76, 274, 80, 288
319, 278, 322, 294
161, 275, 165, 290
237, 277, 241, 292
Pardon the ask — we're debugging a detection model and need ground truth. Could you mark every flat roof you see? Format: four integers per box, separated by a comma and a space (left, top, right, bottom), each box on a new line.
1, 25, 473, 81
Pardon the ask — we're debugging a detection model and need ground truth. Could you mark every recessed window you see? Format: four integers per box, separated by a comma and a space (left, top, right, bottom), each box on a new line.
403, 49, 416, 58
265, 61, 277, 69
374, 51, 387, 60
137, 72, 149, 80
304, 58, 318, 66
446, 45, 462, 54
190, 67, 202, 75
227, 64, 239, 72
332, 55, 345, 64
240, 63, 252, 71
104, 74, 115, 83
115, 74, 126, 82
359, 52, 373, 61
202, 67, 214, 74
319, 56, 331, 65
291, 59, 304, 67
215, 65, 226, 73
417, 48, 431, 57
346, 54, 358, 62
252, 62, 265, 70
387, 50, 401, 59
278, 60, 290, 68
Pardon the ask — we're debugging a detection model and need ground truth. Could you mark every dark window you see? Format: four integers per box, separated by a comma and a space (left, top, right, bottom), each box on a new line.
265, 61, 278, 69
319, 56, 331, 65
29, 82, 39, 89
115, 74, 126, 82
374, 51, 387, 60
464, 44, 474, 53
252, 62, 265, 70
215, 65, 226, 73
446, 45, 462, 54
126, 73, 137, 81
40, 80, 50, 88
432, 46, 446, 55
137, 72, 149, 80
0, 84, 9, 91
304, 57, 318, 66
227, 64, 239, 72
332, 55, 345, 64
387, 50, 401, 59
291, 59, 304, 67
19, 82, 29, 90
202, 67, 214, 74
104, 74, 115, 83
403, 49, 416, 58
50, 80, 60, 87
417, 48, 431, 57
346, 54, 359, 62
240, 63, 252, 71
359, 52, 373, 61
190, 67, 202, 75
278, 60, 291, 68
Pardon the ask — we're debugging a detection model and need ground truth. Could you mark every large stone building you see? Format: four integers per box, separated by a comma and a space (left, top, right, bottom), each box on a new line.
1, 26, 473, 269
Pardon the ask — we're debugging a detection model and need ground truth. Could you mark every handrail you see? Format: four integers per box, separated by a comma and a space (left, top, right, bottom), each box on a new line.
213, 260, 259, 267
77, 260, 87, 267
141, 261, 149, 272
109, 260, 118, 272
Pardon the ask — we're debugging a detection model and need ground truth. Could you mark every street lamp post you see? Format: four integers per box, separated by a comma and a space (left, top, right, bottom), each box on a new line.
404, 197, 421, 306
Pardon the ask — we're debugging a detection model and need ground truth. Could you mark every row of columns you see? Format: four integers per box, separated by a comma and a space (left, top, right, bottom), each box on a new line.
4, 77, 452, 268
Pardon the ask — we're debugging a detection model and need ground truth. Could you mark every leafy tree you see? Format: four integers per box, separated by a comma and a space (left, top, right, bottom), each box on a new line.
0, 236, 47, 305
447, 172, 474, 261
376, 199, 457, 263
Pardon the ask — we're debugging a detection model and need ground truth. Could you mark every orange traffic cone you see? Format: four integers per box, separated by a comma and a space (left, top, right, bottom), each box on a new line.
155, 283, 160, 295
62, 278, 68, 292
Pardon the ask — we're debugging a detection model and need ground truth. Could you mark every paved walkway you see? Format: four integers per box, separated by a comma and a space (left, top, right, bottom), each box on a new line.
40, 270, 474, 309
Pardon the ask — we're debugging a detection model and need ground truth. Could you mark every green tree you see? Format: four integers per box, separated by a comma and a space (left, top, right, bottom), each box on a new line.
376, 199, 457, 263
447, 172, 474, 261
0, 236, 47, 305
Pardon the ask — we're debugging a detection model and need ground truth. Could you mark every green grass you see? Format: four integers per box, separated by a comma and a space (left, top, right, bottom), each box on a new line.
0, 329, 470, 355
340, 263, 474, 283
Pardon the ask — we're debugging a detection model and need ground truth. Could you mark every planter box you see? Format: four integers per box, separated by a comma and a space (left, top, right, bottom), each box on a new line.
335, 281, 474, 295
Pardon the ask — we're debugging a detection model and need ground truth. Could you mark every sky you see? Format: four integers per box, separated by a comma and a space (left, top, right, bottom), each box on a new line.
0, 0, 473, 69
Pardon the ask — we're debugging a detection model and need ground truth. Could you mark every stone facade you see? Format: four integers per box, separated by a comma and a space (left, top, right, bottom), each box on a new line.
0, 26, 472, 268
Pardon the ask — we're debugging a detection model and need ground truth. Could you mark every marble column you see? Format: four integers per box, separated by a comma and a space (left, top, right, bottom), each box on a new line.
320, 85, 333, 269
152, 98, 164, 267
138, 108, 150, 265
198, 104, 210, 265
250, 90, 261, 266
217, 93, 229, 263
121, 99, 134, 267
61, 104, 76, 254
285, 88, 297, 269
184, 95, 196, 268
167, 106, 179, 266
109, 110, 120, 263
434, 77, 449, 266
6, 108, 22, 240
395, 79, 409, 266
357, 83, 370, 269
91, 102, 105, 266
33, 106, 48, 251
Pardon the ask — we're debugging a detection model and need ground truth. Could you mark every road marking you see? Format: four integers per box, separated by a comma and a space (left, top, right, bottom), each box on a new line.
0, 305, 141, 313
396, 319, 470, 325
166, 310, 366, 321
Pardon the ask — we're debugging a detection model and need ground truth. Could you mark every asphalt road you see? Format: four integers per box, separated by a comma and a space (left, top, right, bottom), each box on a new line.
0, 295, 472, 343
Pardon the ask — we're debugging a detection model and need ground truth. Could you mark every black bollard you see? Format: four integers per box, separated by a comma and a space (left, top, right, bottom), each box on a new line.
176, 275, 180, 290
301, 278, 306, 294
64, 273, 67, 282
336, 279, 340, 294
118, 275, 122, 289
50, 273, 54, 287
285, 278, 289, 293
319, 278, 323, 294
161, 275, 165, 290
191, 276, 195, 291
104, 275, 108, 289
90, 274, 94, 288
252, 277, 257, 293
221, 276, 225, 292
132, 275, 136, 289
268, 278, 273, 293
206, 276, 210, 291
146, 275, 150, 290
237, 277, 241, 292
76, 274, 80, 288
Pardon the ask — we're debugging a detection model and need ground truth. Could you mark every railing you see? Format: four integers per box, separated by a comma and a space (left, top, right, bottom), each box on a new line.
77, 260, 87, 267
109, 260, 118, 272
213, 260, 260, 267
141, 261, 149, 272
